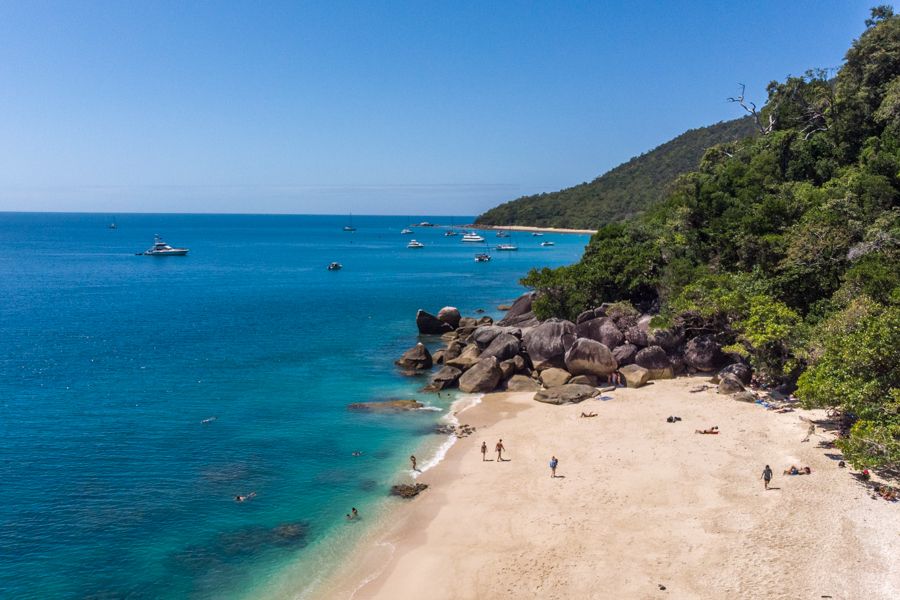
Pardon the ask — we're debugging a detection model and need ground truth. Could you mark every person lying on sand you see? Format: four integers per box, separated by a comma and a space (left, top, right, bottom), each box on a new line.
875, 485, 898, 501
783, 466, 812, 475
235, 492, 257, 502
666, 416, 682, 423
695, 426, 719, 434
580, 412, 597, 418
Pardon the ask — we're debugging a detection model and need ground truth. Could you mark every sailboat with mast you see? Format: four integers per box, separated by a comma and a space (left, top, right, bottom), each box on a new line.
343, 212, 357, 232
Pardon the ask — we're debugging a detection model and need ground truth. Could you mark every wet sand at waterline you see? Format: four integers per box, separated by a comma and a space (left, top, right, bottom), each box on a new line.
319, 377, 899, 600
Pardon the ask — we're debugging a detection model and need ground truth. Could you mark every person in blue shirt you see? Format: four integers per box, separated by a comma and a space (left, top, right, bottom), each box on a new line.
549, 456, 559, 478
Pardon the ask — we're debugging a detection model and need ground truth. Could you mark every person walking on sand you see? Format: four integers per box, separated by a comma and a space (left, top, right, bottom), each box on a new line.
761, 465, 773, 490
410, 455, 418, 471
481, 441, 487, 461
496, 439, 505, 462
549, 455, 559, 478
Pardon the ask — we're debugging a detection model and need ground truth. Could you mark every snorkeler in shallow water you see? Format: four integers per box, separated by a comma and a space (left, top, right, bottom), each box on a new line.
234, 492, 257, 502
351, 450, 363, 457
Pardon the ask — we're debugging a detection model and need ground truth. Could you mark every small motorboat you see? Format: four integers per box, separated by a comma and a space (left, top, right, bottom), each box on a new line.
461, 232, 485, 242
532, 232, 543, 237
401, 228, 413, 235
407, 240, 425, 249
496, 231, 509, 238
540, 241, 555, 247
474, 253, 492, 262
327, 262, 343, 271
495, 244, 518, 251
139, 235, 189, 256
444, 229, 458, 237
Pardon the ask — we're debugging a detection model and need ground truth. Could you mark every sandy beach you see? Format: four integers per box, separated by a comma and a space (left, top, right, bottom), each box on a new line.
319, 377, 900, 600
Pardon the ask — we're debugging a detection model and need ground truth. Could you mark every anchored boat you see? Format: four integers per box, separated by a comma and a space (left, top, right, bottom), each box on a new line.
139, 236, 189, 256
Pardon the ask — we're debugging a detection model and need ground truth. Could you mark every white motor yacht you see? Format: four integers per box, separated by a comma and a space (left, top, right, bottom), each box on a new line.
495, 243, 518, 251
540, 241, 555, 247
461, 232, 485, 242
140, 235, 189, 256
407, 240, 425, 249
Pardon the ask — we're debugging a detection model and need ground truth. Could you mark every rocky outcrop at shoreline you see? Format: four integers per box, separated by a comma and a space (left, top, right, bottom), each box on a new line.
400, 293, 752, 403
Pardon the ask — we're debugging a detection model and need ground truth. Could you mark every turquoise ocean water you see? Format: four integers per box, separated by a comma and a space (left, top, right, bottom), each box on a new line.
0, 213, 587, 599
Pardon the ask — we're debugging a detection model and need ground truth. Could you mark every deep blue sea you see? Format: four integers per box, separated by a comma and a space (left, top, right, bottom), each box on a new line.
0, 213, 588, 599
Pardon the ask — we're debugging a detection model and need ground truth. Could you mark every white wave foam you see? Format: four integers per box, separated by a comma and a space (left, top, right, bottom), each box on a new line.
411, 393, 483, 479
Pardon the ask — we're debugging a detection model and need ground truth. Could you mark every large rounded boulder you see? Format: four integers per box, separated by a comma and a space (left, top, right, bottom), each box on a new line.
445, 344, 481, 370
564, 338, 617, 377
416, 309, 453, 334
497, 292, 538, 327
540, 367, 572, 388
458, 357, 503, 393
522, 319, 576, 370
394, 343, 433, 371
718, 362, 752, 385
717, 373, 745, 395
437, 306, 461, 329
625, 315, 653, 347
575, 317, 624, 349
612, 343, 638, 366
480, 333, 521, 362
424, 365, 463, 392
534, 384, 600, 405
634, 345, 674, 380
683, 335, 723, 371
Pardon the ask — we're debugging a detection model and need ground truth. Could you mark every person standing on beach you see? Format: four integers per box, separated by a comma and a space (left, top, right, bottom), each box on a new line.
481, 441, 487, 461
549, 456, 558, 478
410, 455, 418, 471
761, 465, 773, 490
495, 439, 505, 461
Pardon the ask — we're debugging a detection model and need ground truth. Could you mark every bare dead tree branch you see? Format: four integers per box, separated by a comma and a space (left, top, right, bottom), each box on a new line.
728, 84, 774, 135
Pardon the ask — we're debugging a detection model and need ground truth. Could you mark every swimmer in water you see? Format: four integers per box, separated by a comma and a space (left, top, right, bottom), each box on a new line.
351, 450, 362, 457
234, 491, 257, 502
201, 416, 217, 424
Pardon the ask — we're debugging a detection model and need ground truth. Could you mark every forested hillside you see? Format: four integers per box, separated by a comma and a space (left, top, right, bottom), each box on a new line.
475, 116, 757, 229
522, 7, 900, 470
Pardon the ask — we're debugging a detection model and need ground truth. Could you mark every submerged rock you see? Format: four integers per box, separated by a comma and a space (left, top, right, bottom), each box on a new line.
348, 400, 425, 412
390, 483, 428, 498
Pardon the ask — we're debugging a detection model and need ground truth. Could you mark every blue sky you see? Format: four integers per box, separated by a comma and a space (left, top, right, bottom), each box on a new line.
0, 1, 873, 215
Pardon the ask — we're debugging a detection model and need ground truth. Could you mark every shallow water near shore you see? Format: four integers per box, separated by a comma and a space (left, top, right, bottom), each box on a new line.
0, 213, 588, 599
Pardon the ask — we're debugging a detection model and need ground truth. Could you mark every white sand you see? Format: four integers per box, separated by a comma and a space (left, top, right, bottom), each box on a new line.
318, 377, 900, 600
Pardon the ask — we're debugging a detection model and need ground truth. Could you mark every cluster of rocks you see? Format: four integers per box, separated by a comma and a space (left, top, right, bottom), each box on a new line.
390, 483, 428, 498
399, 293, 754, 405
432, 423, 477, 437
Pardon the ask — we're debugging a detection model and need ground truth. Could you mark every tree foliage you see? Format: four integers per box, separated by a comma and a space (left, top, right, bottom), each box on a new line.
475, 117, 757, 229
521, 9, 900, 469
